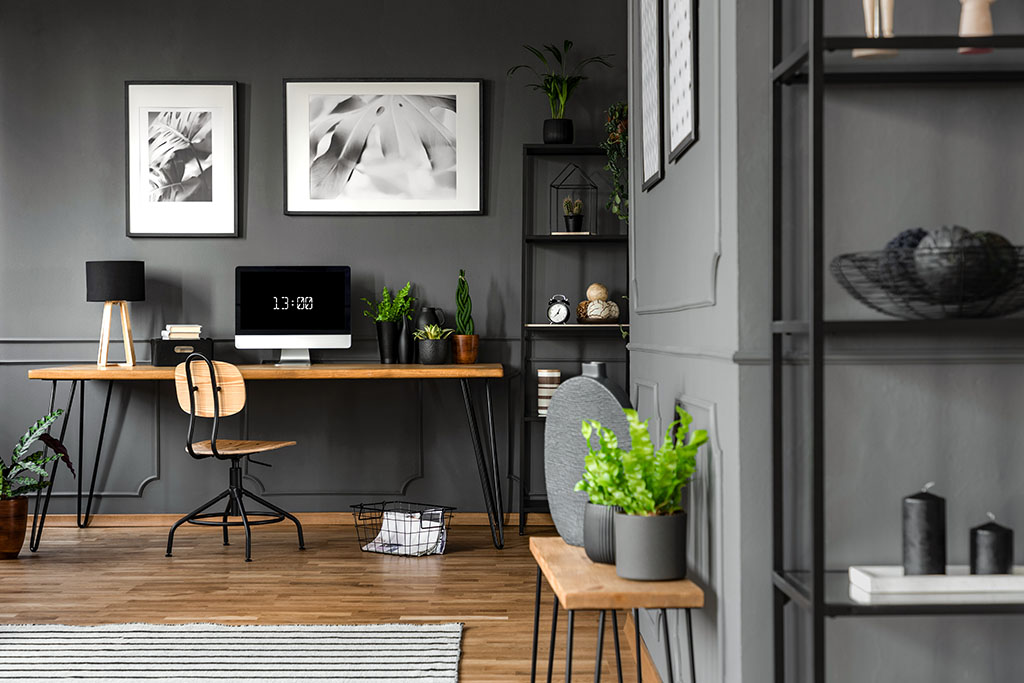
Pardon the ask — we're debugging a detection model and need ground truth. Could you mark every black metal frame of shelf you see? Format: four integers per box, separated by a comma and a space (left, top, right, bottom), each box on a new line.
518, 144, 630, 535
770, 4, 1024, 682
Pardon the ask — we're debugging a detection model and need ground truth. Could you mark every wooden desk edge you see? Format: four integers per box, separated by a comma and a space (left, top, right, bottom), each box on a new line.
530, 535, 705, 611
28, 363, 505, 381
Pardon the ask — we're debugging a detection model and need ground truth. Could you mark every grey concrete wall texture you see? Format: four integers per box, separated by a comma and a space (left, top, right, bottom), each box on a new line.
0, 0, 628, 516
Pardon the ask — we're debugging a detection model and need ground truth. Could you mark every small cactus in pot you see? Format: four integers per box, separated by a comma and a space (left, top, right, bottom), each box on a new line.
562, 197, 584, 232
453, 269, 479, 364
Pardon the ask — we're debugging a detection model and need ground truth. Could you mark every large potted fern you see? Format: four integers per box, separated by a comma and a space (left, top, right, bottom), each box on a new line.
453, 270, 479, 364
362, 282, 415, 364
1, 410, 74, 559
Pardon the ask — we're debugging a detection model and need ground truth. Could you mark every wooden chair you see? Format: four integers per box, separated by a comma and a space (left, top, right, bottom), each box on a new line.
166, 354, 304, 562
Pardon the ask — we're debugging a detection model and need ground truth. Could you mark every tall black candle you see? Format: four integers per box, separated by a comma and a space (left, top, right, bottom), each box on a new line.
970, 513, 1013, 575
902, 482, 946, 575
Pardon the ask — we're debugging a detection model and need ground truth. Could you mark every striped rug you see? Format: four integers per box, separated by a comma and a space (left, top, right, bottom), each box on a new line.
0, 623, 462, 682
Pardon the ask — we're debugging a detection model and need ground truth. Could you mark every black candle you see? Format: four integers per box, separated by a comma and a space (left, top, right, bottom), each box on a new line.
902, 482, 946, 575
970, 513, 1013, 575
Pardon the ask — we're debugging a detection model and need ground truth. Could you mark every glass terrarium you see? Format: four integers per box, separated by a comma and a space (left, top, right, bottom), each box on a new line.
549, 163, 598, 234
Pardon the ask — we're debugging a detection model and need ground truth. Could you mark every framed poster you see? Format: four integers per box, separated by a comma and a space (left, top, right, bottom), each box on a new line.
667, 0, 698, 161
284, 79, 483, 215
125, 82, 238, 237
639, 0, 664, 191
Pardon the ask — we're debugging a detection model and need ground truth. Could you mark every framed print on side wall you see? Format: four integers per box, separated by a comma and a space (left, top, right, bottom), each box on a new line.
284, 79, 483, 215
667, 0, 697, 161
126, 82, 238, 237
639, 0, 664, 191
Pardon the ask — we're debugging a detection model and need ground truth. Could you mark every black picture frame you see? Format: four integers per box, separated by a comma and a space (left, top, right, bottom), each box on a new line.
667, 0, 698, 163
125, 81, 239, 238
639, 0, 665, 192
283, 78, 485, 216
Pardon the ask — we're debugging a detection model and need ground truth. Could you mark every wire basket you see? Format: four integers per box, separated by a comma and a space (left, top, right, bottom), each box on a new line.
830, 247, 1024, 319
351, 501, 455, 556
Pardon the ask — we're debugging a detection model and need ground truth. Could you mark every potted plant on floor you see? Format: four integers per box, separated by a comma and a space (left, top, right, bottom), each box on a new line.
453, 270, 479, 364
562, 197, 584, 232
362, 282, 415, 364
507, 40, 613, 144
413, 324, 454, 365
1, 410, 74, 559
576, 406, 707, 580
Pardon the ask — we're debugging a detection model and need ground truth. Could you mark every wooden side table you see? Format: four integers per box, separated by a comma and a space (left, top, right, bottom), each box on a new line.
530, 536, 704, 682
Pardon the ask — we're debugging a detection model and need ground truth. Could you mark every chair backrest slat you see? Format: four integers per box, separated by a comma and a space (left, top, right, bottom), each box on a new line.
174, 359, 246, 417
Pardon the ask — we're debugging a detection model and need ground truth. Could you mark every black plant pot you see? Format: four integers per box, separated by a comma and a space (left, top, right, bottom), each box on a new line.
397, 317, 414, 364
418, 338, 450, 365
613, 511, 688, 581
375, 321, 399, 364
563, 215, 585, 232
583, 503, 619, 564
543, 118, 574, 144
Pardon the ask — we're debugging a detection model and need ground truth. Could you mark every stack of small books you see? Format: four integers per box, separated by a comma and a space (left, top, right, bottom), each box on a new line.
161, 324, 202, 340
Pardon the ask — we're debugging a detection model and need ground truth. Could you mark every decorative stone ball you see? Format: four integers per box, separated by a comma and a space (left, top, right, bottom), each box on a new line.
975, 231, 1019, 294
577, 299, 620, 323
586, 283, 609, 302
882, 227, 930, 287
913, 225, 988, 303
885, 227, 929, 251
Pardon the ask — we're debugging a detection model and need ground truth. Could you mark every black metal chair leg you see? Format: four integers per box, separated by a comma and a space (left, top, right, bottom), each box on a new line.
78, 381, 112, 528
611, 610, 623, 683
685, 608, 696, 683
166, 489, 231, 557
231, 488, 253, 562
565, 610, 575, 683
241, 488, 305, 550
594, 610, 606, 683
484, 379, 505, 548
633, 609, 642, 683
460, 378, 502, 549
546, 596, 558, 683
531, 567, 542, 683
221, 498, 231, 546
30, 380, 77, 552
661, 609, 674, 683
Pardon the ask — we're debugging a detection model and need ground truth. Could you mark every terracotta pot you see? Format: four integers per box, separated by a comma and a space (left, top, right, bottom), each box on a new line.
0, 497, 28, 559
452, 334, 479, 364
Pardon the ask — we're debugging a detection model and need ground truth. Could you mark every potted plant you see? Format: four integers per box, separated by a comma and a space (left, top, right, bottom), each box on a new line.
599, 102, 628, 224
562, 197, 584, 232
453, 269, 479, 364
361, 282, 415, 364
1, 410, 74, 559
575, 406, 707, 580
507, 40, 612, 144
413, 324, 454, 365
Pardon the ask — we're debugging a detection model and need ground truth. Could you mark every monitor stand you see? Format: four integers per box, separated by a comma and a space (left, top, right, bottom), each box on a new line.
276, 349, 311, 366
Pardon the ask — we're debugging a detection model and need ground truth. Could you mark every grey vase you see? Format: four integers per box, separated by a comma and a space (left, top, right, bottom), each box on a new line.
583, 503, 618, 564
613, 511, 688, 581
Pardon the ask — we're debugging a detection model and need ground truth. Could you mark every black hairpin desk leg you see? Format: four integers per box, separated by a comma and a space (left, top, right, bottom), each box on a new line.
78, 380, 112, 528
29, 379, 78, 552
460, 377, 504, 549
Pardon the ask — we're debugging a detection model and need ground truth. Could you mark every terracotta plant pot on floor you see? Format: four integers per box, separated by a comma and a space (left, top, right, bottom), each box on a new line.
0, 497, 29, 559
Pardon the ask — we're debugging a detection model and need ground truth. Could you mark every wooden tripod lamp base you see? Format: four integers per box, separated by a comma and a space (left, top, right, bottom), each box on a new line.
97, 300, 137, 368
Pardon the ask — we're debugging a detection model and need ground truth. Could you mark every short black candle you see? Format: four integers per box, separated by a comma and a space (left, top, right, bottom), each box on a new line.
970, 514, 1013, 575
902, 484, 946, 575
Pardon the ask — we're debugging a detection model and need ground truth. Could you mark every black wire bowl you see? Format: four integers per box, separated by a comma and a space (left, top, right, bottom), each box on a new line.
830, 246, 1024, 319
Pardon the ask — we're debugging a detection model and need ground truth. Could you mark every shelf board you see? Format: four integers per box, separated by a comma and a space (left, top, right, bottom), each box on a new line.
525, 415, 547, 423
771, 318, 1024, 336
525, 323, 629, 337
775, 571, 1024, 616
525, 234, 628, 244
824, 35, 1024, 52
523, 144, 605, 156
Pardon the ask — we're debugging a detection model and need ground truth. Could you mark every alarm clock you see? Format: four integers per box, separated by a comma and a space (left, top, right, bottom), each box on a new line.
546, 294, 571, 324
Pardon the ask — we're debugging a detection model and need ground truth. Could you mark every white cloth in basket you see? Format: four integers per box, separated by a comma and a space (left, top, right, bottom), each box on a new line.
363, 509, 447, 556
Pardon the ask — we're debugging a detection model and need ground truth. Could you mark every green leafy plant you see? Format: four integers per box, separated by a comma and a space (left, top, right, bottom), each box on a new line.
2, 410, 75, 500
413, 324, 454, 340
456, 269, 475, 336
574, 407, 707, 516
599, 102, 628, 222
361, 282, 416, 323
562, 197, 583, 216
507, 41, 613, 119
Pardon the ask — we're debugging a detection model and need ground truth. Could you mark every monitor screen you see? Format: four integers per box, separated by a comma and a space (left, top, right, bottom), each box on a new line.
235, 266, 351, 335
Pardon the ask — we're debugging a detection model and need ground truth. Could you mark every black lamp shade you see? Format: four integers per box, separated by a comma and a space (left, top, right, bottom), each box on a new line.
86, 261, 145, 302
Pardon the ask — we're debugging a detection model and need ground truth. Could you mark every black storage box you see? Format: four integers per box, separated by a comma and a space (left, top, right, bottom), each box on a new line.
151, 338, 214, 367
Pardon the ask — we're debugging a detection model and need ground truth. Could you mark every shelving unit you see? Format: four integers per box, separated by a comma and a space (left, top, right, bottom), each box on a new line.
770, 3, 1024, 680
518, 144, 629, 534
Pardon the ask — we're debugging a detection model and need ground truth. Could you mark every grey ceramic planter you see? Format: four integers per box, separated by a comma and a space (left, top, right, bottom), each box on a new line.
583, 503, 619, 564
418, 338, 449, 365
613, 511, 688, 581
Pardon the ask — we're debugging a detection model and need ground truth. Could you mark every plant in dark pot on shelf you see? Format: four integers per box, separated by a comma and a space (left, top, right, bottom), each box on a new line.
1, 410, 74, 559
361, 282, 415, 364
562, 197, 584, 232
453, 270, 479, 364
576, 406, 707, 580
507, 40, 612, 144
413, 324, 454, 365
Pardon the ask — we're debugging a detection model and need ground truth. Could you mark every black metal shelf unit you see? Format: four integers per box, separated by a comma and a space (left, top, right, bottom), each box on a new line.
770, 4, 1024, 680
518, 144, 629, 534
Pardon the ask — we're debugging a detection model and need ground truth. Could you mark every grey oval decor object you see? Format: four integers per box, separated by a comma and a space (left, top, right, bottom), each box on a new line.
583, 503, 618, 564
543, 364, 631, 547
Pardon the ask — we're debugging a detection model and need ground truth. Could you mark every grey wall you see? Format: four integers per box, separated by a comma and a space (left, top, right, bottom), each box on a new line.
0, 0, 627, 514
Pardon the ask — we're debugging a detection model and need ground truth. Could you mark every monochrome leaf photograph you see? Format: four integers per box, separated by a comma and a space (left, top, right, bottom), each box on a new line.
148, 110, 213, 202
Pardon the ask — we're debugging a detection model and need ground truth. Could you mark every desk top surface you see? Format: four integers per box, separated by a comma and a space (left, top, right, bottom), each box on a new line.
28, 363, 504, 381
530, 536, 705, 610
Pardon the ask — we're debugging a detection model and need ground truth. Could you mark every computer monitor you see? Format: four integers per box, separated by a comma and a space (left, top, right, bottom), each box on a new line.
235, 266, 351, 365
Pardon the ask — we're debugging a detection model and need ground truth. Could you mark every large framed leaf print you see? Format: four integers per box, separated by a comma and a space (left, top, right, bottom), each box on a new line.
284, 79, 483, 215
126, 82, 238, 237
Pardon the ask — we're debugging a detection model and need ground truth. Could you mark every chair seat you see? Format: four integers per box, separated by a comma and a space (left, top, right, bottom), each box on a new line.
189, 439, 296, 456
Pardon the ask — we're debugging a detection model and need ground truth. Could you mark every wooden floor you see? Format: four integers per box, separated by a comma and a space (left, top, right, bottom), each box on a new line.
0, 524, 644, 682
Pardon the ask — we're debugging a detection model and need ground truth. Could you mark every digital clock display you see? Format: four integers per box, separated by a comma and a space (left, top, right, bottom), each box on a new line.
272, 296, 314, 311
237, 268, 350, 334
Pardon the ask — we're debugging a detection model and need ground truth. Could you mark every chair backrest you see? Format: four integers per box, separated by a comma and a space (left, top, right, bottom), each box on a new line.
174, 356, 246, 418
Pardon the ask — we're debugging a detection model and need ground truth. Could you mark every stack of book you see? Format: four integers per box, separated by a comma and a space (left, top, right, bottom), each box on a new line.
161, 324, 202, 340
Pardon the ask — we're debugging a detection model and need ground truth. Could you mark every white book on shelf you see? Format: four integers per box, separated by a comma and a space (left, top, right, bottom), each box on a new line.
849, 565, 1024, 595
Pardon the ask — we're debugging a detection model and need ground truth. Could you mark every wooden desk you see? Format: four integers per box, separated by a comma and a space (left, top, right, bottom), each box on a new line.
27, 363, 505, 551
530, 536, 703, 683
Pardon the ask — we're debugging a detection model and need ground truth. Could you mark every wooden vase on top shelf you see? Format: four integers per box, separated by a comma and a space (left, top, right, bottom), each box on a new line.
452, 335, 479, 364
852, 0, 898, 59
0, 497, 28, 559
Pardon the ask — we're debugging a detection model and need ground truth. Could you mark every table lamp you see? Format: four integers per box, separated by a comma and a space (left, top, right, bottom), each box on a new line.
86, 260, 145, 367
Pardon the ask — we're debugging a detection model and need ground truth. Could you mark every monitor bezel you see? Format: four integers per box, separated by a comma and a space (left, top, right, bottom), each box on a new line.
234, 265, 352, 336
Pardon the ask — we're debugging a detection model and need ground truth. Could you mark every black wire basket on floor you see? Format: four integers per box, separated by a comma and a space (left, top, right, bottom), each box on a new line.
831, 246, 1024, 319
351, 501, 455, 556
